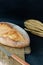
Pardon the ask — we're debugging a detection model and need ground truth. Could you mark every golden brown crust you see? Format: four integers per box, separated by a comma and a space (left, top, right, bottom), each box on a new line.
0, 22, 30, 48
0, 23, 12, 34
0, 22, 25, 42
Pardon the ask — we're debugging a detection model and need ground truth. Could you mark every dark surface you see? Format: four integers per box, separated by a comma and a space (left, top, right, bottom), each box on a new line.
0, 0, 43, 65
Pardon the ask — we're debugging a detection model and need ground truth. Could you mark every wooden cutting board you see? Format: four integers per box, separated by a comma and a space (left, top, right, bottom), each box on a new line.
0, 44, 31, 65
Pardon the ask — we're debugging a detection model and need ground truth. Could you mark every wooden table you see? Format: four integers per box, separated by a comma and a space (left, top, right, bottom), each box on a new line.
0, 44, 31, 65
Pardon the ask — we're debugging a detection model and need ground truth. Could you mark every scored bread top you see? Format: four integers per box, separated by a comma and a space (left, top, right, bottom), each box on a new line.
0, 23, 25, 42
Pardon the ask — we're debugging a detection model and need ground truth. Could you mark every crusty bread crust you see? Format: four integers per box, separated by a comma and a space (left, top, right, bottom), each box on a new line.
0, 22, 30, 48
0, 22, 25, 41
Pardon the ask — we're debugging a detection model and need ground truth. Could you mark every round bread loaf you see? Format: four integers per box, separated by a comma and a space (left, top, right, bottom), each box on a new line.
0, 22, 30, 48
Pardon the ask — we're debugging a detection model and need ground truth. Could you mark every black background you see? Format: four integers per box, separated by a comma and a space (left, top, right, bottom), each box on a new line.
0, 0, 43, 65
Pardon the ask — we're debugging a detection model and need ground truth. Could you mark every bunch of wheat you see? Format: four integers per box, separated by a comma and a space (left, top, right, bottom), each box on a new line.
24, 19, 43, 37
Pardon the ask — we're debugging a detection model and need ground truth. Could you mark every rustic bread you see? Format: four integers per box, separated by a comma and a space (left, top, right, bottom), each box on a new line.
0, 22, 30, 48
